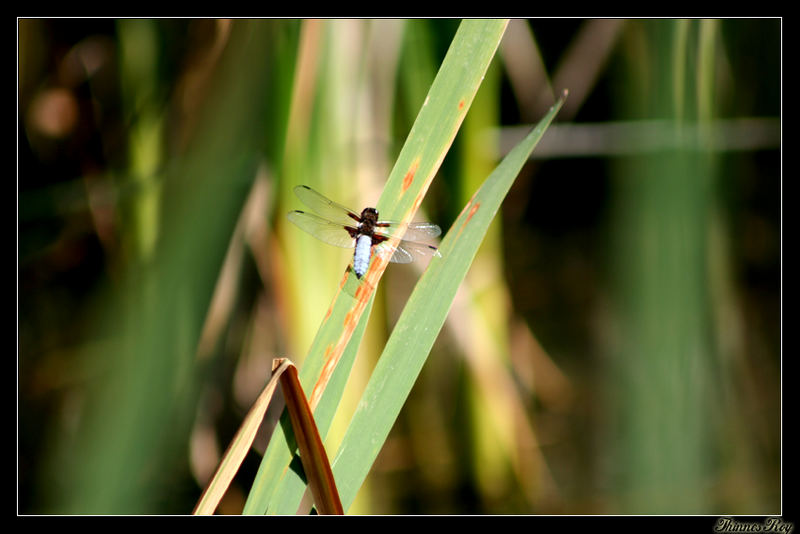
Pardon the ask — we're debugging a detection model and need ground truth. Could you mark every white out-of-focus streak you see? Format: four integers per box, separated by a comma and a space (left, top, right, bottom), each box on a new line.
496, 117, 781, 159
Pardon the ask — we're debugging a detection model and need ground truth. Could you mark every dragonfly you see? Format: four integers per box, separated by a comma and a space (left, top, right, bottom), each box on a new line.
287, 185, 442, 279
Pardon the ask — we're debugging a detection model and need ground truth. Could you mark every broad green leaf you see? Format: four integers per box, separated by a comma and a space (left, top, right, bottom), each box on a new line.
331, 93, 567, 512
243, 19, 509, 515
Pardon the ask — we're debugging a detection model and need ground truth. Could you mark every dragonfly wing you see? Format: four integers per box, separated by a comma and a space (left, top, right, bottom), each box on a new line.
387, 244, 413, 264
293, 185, 360, 226
405, 221, 442, 239
376, 221, 441, 241
386, 240, 441, 264
287, 210, 356, 248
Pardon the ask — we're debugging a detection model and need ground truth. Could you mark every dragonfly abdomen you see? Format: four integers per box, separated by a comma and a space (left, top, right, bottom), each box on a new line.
353, 234, 373, 278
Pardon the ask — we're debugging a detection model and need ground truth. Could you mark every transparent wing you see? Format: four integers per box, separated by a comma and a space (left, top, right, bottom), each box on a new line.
375, 221, 442, 242
287, 210, 356, 248
382, 239, 442, 264
293, 185, 360, 227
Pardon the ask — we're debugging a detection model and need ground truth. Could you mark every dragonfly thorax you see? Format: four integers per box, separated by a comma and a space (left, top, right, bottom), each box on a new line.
357, 207, 379, 237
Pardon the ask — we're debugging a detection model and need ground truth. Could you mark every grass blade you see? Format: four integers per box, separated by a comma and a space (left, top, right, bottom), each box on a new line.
193, 357, 343, 515
244, 19, 509, 515
331, 92, 568, 511
193, 359, 293, 515
277, 360, 344, 515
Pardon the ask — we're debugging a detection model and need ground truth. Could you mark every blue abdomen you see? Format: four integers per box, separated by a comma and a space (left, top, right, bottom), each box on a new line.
353, 234, 373, 278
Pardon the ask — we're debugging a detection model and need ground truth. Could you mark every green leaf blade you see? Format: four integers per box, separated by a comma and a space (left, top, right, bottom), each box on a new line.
331, 93, 567, 512
244, 19, 511, 515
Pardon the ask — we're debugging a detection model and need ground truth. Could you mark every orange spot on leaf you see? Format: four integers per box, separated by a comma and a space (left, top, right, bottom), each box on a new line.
402, 159, 420, 192
466, 201, 480, 223
458, 99, 465, 110
344, 310, 356, 329
455, 201, 481, 241
355, 281, 368, 301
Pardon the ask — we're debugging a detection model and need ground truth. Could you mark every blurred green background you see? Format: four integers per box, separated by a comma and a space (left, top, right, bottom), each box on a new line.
18, 19, 780, 514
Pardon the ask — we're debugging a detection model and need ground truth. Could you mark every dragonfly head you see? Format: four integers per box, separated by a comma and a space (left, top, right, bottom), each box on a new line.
360, 207, 379, 222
